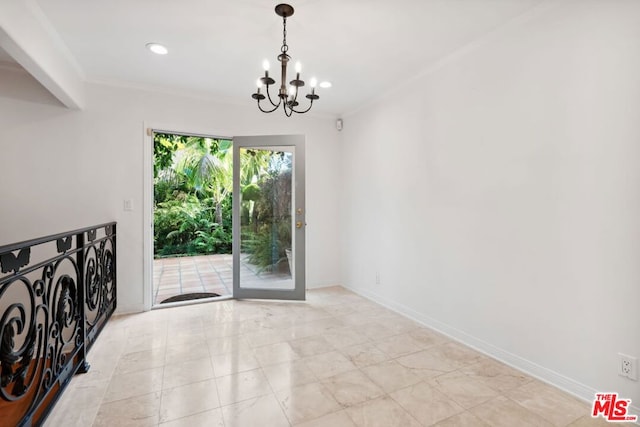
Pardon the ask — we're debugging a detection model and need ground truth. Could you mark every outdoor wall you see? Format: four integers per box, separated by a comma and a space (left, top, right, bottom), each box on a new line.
339, 0, 640, 411
0, 71, 342, 313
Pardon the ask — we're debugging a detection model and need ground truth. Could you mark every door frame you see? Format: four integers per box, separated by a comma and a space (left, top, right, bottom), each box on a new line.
143, 127, 306, 310
232, 134, 306, 301
143, 124, 235, 311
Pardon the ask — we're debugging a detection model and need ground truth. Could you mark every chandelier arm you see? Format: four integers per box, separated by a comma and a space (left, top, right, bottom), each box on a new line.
265, 84, 280, 107
283, 102, 294, 117
257, 98, 281, 113
290, 99, 315, 114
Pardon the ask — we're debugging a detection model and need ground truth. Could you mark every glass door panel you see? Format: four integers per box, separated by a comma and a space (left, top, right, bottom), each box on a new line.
233, 135, 305, 300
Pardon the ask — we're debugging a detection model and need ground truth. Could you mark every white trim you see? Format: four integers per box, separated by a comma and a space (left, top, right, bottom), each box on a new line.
26, 0, 86, 79
142, 123, 235, 311
306, 282, 338, 290
0, 0, 85, 109
114, 305, 146, 315
343, 284, 640, 422
142, 122, 153, 311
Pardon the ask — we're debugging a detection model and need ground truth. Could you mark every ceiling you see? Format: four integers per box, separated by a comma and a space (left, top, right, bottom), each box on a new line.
28, 0, 543, 115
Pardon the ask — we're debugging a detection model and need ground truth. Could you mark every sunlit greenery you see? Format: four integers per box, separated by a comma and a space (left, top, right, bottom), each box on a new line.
153, 134, 233, 256
242, 152, 293, 272
154, 133, 293, 273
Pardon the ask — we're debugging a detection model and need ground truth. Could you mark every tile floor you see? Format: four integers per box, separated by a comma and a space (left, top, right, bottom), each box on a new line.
153, 254, 293, 305
45, 287, 632, 426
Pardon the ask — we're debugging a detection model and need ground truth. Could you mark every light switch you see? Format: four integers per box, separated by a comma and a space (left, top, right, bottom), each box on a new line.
123, 199, 134, 211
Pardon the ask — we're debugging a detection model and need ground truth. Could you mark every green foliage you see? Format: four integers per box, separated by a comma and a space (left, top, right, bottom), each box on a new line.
242, 183, 261, 201
240, 149, 271, 186
154, 196, 232, 256
153, 132, 293, 268
242, 220, 291, 273
153, 133, 233, 257
193, 228, 229, 254
154, 134, 184, 178
254, 169, 291, 224
240, 152, 293, 272
154, 169, 188, 204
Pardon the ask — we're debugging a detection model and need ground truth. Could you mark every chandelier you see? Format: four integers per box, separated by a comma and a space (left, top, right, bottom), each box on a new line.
251, 4, 319, 116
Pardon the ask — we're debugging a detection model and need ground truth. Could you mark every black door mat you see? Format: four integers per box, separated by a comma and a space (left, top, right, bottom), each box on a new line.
160, 292, 221, 304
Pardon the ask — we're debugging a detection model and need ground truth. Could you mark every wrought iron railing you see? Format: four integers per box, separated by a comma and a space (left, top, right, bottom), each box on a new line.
0, 222, 117, 426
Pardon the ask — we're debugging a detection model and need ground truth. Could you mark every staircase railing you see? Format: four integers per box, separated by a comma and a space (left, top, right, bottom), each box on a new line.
0, 222, 117, 426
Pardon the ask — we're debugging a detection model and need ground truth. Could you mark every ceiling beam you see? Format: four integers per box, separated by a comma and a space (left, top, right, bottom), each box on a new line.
0, 0, 85, 109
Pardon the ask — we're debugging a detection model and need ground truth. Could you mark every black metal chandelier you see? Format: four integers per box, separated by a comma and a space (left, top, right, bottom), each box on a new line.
251, 4, 319, 116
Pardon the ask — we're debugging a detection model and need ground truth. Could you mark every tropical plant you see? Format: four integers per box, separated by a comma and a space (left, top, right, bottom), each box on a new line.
241, 153, 293, 272
176, 138, 232, 225
153, 133, 233, 257
242, 221, 292, 273
153, 133, 292, 263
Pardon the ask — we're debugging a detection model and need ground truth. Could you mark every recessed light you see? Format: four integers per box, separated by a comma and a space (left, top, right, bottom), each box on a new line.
319, 81, 332, 89
146, 43, 168, 55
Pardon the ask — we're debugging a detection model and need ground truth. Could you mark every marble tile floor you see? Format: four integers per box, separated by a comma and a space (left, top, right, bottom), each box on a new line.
45, 286, 633, 427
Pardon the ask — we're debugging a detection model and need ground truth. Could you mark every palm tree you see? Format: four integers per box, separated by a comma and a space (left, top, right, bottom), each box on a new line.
177, 138, 232, 226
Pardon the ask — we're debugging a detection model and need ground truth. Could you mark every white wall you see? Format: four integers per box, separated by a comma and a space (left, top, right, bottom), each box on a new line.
340, 0, 640, 409
0, 74, 342, 313
2, 0, 638, 411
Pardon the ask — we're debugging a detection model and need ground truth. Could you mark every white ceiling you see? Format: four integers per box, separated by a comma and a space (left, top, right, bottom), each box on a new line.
33, 0, 543, 115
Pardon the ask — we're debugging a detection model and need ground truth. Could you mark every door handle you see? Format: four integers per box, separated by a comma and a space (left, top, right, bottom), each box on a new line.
296, 221, 303, 229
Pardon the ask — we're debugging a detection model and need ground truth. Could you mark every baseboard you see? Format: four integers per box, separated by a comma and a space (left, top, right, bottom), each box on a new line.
344, 285, 640, 424
115, 304, 145, 315
307, 282, 342, 290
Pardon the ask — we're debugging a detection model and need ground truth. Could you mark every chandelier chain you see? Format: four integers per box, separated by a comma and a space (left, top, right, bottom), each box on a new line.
281, 17, 288, 54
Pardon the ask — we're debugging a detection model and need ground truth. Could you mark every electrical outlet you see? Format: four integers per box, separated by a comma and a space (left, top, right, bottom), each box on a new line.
618, 353, 637, 381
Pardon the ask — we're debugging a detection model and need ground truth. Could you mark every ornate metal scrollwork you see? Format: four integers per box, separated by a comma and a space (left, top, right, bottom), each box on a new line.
84, 230, 117, 348
0, 222, 116, 426
0, 283, 37, 399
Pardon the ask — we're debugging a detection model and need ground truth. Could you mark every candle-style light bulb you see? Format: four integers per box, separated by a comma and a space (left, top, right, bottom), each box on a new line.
289, 85, 296, 99
310, 77, 317, 88
256, 79, 262, 88
262, 60, 270, 71
295, 61, 302, 73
